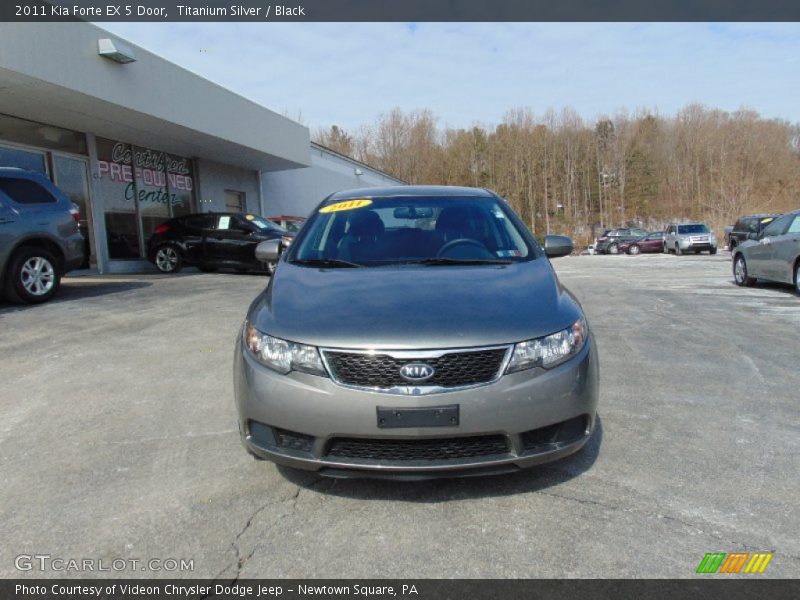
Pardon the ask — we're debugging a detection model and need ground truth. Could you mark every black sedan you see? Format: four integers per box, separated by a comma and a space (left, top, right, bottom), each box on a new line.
147, 212, 292, 274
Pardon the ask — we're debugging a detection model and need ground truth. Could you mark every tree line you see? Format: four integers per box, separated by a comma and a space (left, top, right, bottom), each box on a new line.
314, 105, 800, 246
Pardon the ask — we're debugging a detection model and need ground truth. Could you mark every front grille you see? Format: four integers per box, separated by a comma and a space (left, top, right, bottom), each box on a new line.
326, 435, 510, 462
323, 348, 508, 389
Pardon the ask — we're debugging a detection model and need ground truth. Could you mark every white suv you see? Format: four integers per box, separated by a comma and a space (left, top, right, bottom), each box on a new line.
664, 223, 717, 255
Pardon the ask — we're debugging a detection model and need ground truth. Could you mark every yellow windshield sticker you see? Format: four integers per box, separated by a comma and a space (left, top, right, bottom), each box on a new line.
245, 214, 255, 221
761, 217, 774, 224
319, 199, 373, 213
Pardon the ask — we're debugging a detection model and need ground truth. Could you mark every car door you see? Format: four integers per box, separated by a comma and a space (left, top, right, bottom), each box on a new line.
205, 214, 257, 266
180, 214, 212, 264
665, 225, 675, 250
768, 214, 800, 283
643, 233, 663, 252
748, 214, 792, 279
0, 196, 17, 270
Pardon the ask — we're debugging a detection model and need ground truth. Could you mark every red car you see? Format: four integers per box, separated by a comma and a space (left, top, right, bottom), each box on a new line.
619, 231, 665, 255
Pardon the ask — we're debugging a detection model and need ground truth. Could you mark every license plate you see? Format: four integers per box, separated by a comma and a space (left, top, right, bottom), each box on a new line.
377, 405, 459, 428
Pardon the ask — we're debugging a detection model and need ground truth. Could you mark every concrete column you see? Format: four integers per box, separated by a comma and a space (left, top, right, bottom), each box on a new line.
85, 133, 109, 274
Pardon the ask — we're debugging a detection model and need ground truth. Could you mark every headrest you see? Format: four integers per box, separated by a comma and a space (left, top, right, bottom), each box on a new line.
349, 210, 385, 237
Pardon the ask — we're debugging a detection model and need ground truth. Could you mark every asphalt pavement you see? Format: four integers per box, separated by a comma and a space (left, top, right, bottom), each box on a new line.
0, 254, 797, 578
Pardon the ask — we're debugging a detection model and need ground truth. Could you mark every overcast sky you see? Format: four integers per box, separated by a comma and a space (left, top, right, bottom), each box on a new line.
101, 22, 800, 130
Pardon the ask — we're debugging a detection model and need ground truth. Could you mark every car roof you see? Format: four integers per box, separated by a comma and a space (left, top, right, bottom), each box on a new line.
326, 185, 496, 203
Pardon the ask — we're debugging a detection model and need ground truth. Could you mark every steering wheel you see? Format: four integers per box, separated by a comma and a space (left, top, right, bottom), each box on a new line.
436, 238, 493, 259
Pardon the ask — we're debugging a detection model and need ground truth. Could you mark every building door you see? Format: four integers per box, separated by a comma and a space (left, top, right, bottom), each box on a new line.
53, 155, 94, 267
225, 190, 246, 213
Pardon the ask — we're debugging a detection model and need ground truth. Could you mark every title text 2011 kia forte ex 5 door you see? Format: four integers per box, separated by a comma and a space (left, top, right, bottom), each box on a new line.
233, 186, 599, 479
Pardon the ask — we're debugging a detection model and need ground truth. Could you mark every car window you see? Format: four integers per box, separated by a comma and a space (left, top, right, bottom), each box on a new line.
214, 215, 233, 230
0, 177, 56, 204
762, 214, 792, 237
182, 214, 212, 233
757, 216, 775, 231
247, 215, 284, 232
786, 215, 800, 234
291, 196, 534, 266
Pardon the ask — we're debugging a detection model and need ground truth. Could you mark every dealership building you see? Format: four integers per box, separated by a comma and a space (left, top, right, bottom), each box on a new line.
0, 23, 402, 273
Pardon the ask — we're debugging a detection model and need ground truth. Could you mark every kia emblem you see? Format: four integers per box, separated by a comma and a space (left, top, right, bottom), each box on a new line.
399, 363, 435, 382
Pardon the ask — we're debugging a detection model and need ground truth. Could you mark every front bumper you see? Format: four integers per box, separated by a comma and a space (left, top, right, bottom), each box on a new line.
678, 239, 717, 251
233, 333, 600, 479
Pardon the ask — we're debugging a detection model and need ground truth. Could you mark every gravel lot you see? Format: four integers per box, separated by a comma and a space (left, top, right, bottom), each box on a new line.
0, 254, 797, 578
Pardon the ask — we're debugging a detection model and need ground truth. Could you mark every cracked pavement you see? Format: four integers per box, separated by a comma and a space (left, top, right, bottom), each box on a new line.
0, 254, 797, 578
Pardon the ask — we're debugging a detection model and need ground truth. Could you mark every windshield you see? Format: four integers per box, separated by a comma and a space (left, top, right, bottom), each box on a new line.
677, 224, 710, 234
289, 196, 534, 266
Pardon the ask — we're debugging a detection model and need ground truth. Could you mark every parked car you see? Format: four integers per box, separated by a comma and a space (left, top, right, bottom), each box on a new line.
727, 214, 780, 251
595, 228, 648, 254
619, 231, 665, 255
0, 168, 85, 304
732, 209, 800, 294
234, 185, 599, 479
268, 215, 306, 234
147, 212, 292, 275
663, 223, 717, 255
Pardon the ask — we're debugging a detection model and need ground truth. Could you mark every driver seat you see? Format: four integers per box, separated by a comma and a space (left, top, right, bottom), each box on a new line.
436, 206, 477, 243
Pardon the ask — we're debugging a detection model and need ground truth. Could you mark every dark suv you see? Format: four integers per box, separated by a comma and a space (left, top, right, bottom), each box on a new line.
147, 212, 291, 274
0, 168, 85, 304
727, 214, 781, 251
595, 228, 648, 254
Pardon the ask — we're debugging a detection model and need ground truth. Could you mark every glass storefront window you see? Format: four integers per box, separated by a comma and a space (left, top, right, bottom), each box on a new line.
167, 154, 194, 218
53, 155, 93, 267
97, 139, 140, 259
0, 113, 87, 155
0, 145, 47, 174
134, 146, 170, 250
96, 138, 196, 260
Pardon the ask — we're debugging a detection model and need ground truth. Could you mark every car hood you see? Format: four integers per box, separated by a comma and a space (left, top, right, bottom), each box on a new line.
247, 260, 583, 349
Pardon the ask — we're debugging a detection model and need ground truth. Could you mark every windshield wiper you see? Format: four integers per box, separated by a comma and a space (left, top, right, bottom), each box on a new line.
411, 257, 514, 266
289, 258, 363, 268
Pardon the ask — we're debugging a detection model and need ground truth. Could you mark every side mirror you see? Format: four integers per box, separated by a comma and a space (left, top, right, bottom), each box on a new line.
747, 232, 759, 241
255, 239, 281, 262
544, 235, 574, 258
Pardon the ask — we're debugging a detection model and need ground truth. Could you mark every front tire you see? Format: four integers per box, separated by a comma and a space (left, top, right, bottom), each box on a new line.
794, 262, 800, 296
608, 242, 619, 255
710, 248, 717, 255
628, 244, 641, 255
733, 255, 755, 287
154, 245, 182, 273
676, 244, 683, 256
3, 247, 61, 304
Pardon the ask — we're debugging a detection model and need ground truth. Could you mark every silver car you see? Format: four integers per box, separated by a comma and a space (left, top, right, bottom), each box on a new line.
233, 186, 599, 479
732, 209, 800, 294
663, 222, 718, 255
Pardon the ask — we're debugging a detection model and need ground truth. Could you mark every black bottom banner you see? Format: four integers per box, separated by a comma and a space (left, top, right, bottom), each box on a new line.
2, 579, 799, 600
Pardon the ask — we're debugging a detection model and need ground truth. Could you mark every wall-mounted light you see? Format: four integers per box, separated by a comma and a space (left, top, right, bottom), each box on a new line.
98, 38, 137, 64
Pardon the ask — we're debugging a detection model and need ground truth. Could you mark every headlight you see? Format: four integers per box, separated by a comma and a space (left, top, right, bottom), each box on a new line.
244, 322, 327, 377
506, 318, 587, 373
